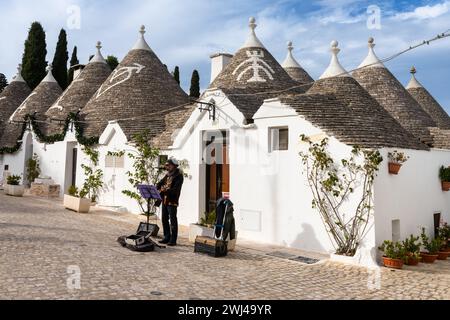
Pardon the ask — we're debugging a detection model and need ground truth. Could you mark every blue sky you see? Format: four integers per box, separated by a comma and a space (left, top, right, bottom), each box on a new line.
0, 0, 449, 111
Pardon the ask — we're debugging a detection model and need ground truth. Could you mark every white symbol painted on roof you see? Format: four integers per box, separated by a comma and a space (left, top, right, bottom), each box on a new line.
233, 50, 275, 83
9, 92, 37, 121
96, 63, 145, 99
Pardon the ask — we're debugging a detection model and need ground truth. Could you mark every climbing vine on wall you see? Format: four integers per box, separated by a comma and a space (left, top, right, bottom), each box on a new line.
299, 135, 383, 257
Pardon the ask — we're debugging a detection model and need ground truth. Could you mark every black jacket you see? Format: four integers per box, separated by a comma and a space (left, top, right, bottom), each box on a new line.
157, 169, 184, 206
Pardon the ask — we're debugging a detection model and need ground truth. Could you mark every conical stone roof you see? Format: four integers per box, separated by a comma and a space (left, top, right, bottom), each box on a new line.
0, 65, 62, 148
308, 41, 427, 150
282, 41, 313, 84
8, 65, 62, 123
209, 18, 303, 120
0, 65, 31, 137
406, 67, 450, 130
353, 38, 436, 145
44, 42, 112, 135
80, 26, 191, 138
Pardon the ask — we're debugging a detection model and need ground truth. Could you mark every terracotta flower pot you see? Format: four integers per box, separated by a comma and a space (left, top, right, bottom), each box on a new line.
388, 163, 402, 175
441, 181, 450, 191
437, 251, 449, 260
382, 256, 404, 269
420, 252, 438, 263
405, 253, 420, 266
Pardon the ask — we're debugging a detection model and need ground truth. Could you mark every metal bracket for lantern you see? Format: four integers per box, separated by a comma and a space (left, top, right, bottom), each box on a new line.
197, 100, 216, 121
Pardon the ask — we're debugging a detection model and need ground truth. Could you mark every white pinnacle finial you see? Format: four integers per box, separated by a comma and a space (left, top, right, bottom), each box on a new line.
12, 64, 25, 82
319, 40, 350, 79
357, 37, 384, 69
406, 66, 423, 89
42, 63, 57, 83
132, 25, 152, 51
242, 17, 265, 49
90, 40, 107, 64
282, 41, 302, 69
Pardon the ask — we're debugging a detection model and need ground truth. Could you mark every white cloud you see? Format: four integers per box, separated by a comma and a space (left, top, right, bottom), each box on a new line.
394, 1, 450, 20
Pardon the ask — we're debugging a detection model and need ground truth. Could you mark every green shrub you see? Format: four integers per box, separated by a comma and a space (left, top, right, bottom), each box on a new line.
378, 240, 407, 260
200, 210, 216, 227
7, 175, 21, 186
26, 153, 40, 184
420, 228, 442, 254
439, 166, 450, 182
68, 185, 79, 197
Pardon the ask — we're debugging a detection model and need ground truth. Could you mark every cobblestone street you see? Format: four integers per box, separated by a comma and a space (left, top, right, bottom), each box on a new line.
0, 193, 449, 300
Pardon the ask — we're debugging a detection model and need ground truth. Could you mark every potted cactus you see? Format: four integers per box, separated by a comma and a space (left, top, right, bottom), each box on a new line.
439, 166, 450, 191
387, 150, 409, 175
378, 240, 406, 269
420, 228, 441, 263
5, 175, 24, 197
402, 235, 421, 266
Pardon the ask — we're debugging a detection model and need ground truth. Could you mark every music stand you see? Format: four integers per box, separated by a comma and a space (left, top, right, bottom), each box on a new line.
137, 185, 162, 226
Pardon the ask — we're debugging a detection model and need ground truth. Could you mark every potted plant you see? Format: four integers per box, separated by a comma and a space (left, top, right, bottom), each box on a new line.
439, 166, 450, 191
189, 210, 217, 242
420, 228, 440, 263
401, 235, 421, 266
437, 222, 450, 251
378, 240, 406, 269
387, 150, 409, 175
5, 175, 25, 197
63, 185, 91, 213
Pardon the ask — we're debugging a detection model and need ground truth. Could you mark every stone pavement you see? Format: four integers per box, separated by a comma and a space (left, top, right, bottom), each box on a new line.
0, 193, 449, 300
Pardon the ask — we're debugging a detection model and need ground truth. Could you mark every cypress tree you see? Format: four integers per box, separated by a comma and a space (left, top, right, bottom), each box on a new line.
21, 22, 47, 90
68, 46, 79, 85
106, 55, 119, 70
173, 66, 180, 85
0, 73, 7, 93
52, 29, 69, 89
190, 70, 200, 98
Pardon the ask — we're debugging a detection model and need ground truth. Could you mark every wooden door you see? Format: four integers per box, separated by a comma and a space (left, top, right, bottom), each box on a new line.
205, 131, 229, 212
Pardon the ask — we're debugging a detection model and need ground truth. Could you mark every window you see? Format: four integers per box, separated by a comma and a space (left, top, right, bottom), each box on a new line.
105, 154, 124, 168
269, 127, 289, 152
392, 220, 400, 242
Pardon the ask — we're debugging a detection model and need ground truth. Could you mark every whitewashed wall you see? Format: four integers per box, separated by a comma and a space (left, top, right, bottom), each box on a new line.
170, 95, 376, 262
32, 129, 78, 196
373, 148, 450, 247
0, 131, 33, 185
247, 99, 374, 256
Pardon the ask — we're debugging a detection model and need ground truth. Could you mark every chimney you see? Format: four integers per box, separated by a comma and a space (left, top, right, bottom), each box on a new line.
210, 53, 233, 84
71, 64, 86, 80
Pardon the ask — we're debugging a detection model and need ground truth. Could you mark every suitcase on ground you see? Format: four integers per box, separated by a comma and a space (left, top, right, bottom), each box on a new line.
126, 242, 155, 252
194, 236, 228, 257
137, 222, 159, 237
